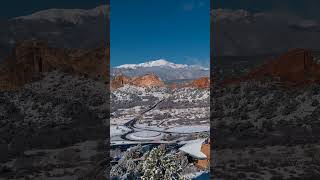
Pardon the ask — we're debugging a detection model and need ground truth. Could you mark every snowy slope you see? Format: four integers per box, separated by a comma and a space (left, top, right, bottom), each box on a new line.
115, 59, 209, 70
116, 59, 191, 69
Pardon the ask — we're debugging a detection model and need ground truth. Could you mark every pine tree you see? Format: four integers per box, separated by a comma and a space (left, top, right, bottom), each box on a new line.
141, 146, 186, 180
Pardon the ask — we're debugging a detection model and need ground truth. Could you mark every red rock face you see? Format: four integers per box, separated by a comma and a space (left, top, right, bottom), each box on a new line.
188, 77, 210, 89
167, 77, 210, 89
0, 40, 109, 90
221, 49, 320, 87
168, 83, 178, 90
131, 74, 165, 87
110, 74, 165, 89
110, 75, 132, 89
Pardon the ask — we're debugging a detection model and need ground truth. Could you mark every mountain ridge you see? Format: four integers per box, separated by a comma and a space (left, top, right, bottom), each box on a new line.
112, 59, 209, 81
0, 4, 108, 63
13, 5, 109, 24
115, 59, 209, 70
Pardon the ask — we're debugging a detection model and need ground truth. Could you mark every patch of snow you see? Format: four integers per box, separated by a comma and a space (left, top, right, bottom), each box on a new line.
179, 138, 207, 159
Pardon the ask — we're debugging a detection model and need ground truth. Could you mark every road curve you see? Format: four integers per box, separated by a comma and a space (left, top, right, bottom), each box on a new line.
121, 99, 165, 141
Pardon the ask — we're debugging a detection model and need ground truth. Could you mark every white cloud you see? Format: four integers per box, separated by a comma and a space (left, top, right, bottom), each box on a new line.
184, 56, 210, 67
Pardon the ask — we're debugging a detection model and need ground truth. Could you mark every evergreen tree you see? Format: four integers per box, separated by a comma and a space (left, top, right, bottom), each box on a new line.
141, 146, 186, 180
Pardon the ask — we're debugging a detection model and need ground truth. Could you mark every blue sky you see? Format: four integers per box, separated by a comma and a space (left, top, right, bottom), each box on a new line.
110, 0, 210, 67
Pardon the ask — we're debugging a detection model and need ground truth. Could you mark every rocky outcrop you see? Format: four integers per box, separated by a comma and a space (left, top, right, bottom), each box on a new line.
196, 138, 210, 169
167, 77, 210, 89
188, 77, 210, 89
111, 74, 210, 90
0, 40, 109, 90
221, 49, 320, 87
111, 74, 165, 89
110, 75, 131, 89
131, 74, 165, 87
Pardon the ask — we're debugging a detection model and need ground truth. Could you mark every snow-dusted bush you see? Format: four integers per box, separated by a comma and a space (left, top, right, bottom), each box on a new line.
110, 144, 144, 179
141, 145, 185, 180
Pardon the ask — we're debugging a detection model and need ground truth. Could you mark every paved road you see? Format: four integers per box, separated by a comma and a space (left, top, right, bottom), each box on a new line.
121, 99, 165, 140
120, 97, 209, 141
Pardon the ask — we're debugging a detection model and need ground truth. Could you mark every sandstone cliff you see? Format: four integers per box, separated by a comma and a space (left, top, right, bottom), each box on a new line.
131, 74, 165, 87
111, 73, 165, 89
0, 40, 109, 90
221, 49, 320, 87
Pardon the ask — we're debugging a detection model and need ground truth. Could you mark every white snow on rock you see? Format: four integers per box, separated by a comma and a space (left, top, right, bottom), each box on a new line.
179, 138, 207, 159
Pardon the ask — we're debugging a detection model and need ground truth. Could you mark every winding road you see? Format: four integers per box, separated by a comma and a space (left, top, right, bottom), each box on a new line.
121, 98, 165, 140
119, 97, 209, 142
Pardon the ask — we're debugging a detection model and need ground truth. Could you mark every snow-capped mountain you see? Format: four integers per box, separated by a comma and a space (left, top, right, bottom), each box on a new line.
0, 4, 108, 62
112, 59, 209, 81
13, 5, 109, 24
115, 59, 208, 70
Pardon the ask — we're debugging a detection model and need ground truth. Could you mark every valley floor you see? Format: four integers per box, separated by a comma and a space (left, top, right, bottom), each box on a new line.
110, 84, 210, 179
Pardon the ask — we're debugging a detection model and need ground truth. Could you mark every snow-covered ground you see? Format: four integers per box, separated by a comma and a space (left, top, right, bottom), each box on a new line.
110, 125, 131, 137
110, 85, 210, 144
166, 126, 209, 134
110, 82, 209, 179
127, 131, 164, 141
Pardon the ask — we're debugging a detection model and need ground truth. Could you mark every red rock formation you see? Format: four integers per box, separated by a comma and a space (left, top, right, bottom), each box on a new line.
110, 74, 165, 89
196, 138, 210, 169
188, 77, 210, 89
221, 49, 320, 87
131, 74, 165, 87
166, 77, 211, 89
0, 40, 109, 90
110, 75, 131, 90
168, 83, 178, 90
